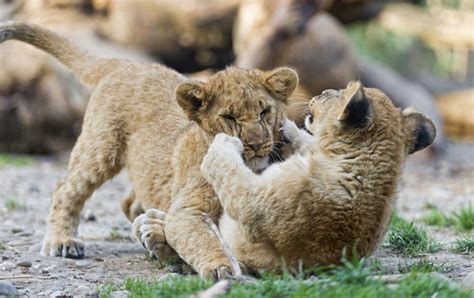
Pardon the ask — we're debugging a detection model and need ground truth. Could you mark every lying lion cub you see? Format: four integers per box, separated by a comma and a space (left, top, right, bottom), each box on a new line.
0, 22, 297, 279
200, 81, 436, 271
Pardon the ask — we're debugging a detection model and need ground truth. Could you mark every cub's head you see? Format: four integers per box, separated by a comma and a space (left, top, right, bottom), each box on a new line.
176, 66, 298, 171
304, 81, 436, 157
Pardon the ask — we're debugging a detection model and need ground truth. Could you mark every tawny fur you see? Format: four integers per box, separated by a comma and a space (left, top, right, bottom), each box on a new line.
201, 81, 436, 272
0, 22, 298, 279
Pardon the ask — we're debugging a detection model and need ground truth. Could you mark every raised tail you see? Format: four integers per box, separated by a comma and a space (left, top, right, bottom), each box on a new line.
0, 21, 115, 89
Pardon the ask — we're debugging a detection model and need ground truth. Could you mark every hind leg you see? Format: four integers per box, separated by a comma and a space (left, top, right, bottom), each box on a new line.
41, 127, 122, 259
121, 191, 144, 221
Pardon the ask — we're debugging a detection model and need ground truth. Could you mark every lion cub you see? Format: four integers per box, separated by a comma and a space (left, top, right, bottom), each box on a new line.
201, 81, 436, 271
0, 22, 297, 279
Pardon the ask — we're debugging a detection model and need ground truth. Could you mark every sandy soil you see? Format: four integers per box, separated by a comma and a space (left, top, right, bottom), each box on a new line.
0, 142, 473, 296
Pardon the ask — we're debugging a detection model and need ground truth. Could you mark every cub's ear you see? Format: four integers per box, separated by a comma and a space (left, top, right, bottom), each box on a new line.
402, 108, 436, 154
176, 81, 209, 122
337, 81, 372, 128
263, 67, 299, 102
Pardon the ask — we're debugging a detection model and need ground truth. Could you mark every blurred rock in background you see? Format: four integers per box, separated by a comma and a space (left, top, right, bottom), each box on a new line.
0, 0, 472, 155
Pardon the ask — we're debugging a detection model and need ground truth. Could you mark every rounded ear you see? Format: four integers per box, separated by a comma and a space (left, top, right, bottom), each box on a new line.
263, 67, 299, 102
402, 108, 437, 154
176, 81, 208, 122
337, 81, 372, 128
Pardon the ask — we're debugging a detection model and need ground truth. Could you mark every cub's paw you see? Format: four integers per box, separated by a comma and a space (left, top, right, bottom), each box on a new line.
281, 119, 301, 143
41, 236, 85, 259
200, 264, 234, 281
212, 133, 244, 154
133, 209, 177, 260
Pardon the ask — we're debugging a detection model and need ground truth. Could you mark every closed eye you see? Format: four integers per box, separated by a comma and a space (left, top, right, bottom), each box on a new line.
221, 114, 236, 121
260, 107, 272, 120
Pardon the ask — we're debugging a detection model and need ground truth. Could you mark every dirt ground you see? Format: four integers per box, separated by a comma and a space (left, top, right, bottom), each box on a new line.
0, 142, 473, 296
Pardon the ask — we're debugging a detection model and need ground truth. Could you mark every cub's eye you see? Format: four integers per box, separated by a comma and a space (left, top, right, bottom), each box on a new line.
221, 114, 236, 121
260, 107, 271, 119
307, 113, 314, 123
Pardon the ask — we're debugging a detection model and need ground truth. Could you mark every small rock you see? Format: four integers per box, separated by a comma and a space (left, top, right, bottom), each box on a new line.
50, 290, 68, 297
1, 256, 9, 261
83, 209, 96, 221
166, 264, 183, 273
158, 273, 180, 282
73, 284, 97, 296
0, 281, 18, 296
461, 271, 474, 290
17, 232, 32, 237
16, 260, 32, 268
11, 228, 23, 234
94, 257, 104, 262
42, 265, 57, 274
0, 261, 15, 271
111, 290, 129, 298
75, 260, 91, 267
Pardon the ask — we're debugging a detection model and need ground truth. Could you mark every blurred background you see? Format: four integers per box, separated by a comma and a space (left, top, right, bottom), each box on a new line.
0, 0, 472, 155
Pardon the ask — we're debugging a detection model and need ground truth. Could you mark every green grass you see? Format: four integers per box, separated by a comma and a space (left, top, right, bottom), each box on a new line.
97, 258, 470, 298
0, 243, 6, 250
384, 215, 440, 256
452, 235, 474, 254
421, 205, 474, 232
106, 227, 130, 241
451, 204, 474, 232
397, 258, 454, 274
422, 210, 452, 227
0, 154, 33, 167
4, 197, 25, 210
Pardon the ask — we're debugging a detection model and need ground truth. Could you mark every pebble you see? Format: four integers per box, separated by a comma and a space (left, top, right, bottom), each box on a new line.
166, 264, 183, 273
73, 284, 98, 297
461, 271, 474, 290
76, 260, 92, 267
111, 291, 129, 298
11, 227, 23, 233
18, 232, 33, 237
0, 281, 18, 296
83, 209, 97, 222
0, 261, 15, 271
16, 260, 32, 268
158, 273, 180, 282
50, 290, 68, 297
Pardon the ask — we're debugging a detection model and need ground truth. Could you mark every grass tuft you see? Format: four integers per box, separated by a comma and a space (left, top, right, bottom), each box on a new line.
452, 235, 474, 254
422, 210, 452, 227
106, 227, 130, 241
451, 204, 474, 232
397, 258, 454, 274
4, 197, 25, 210
0, 154, 33, 167
384, 215, 440, 256
97, 265, 470, 298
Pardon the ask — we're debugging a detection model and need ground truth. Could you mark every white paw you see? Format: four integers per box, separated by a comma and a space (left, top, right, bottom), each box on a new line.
213, 133, 243, 154
132, 209, 177, 260
281, 119, 301, 143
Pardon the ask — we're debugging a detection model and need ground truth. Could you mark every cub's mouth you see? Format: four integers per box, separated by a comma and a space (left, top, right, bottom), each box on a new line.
245, 155, 270, 173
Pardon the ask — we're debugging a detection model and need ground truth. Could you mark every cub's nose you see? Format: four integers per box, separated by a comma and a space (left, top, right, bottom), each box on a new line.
249, 143, 264, 152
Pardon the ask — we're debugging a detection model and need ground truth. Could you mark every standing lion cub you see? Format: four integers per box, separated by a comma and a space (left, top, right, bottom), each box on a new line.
0, 22, 297, 279
200, 81, 436, 271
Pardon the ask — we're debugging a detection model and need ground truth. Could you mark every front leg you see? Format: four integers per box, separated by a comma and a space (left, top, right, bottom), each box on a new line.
201, 133, 310, 241
281, 119, 314, 152
200, 134, 258, 216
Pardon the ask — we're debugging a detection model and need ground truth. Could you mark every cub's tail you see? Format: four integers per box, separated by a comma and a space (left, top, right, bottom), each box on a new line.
0, 21, 115, 89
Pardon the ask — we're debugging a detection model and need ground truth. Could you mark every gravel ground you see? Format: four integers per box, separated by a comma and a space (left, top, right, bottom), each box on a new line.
0, 142, 473, 296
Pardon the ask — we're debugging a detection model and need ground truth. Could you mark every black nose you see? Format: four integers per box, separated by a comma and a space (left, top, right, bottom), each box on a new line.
249, 143, 263, 151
